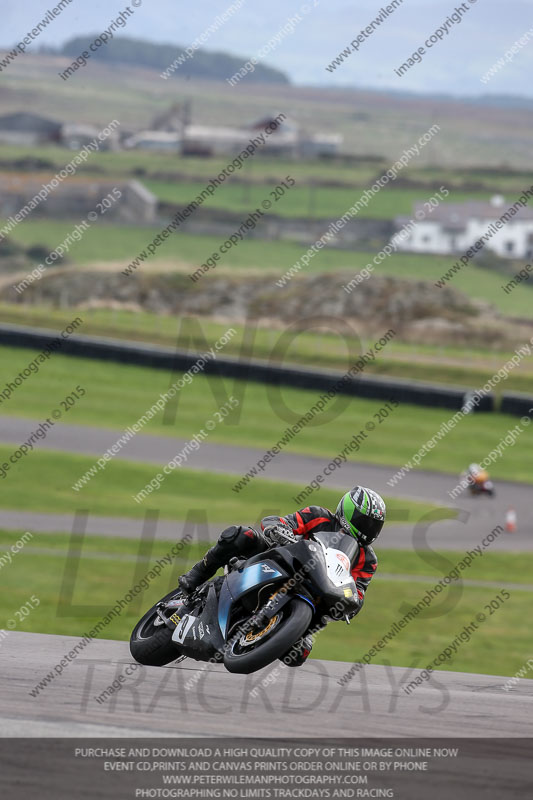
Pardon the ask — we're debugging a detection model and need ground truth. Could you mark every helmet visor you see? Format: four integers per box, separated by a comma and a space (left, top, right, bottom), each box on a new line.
351, 510, 384, 544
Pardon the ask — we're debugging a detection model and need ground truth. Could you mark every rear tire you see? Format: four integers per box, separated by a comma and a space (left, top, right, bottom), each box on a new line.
130, 588, 185, 666
223, 598, 312, 674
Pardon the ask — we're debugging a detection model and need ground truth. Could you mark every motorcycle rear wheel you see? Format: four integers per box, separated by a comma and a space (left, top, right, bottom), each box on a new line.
223, 598, 312, 674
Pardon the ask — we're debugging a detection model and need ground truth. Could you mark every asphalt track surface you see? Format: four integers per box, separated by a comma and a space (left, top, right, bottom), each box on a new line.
2, 632, 532, 738
1, 415, 532, 550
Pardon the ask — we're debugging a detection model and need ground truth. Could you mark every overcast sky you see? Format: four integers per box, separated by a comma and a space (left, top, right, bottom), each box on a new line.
2, 0, 532, 97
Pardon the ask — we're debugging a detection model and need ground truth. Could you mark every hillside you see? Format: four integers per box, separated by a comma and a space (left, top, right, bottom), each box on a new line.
4, 0, 533, 97
58, 36, 289, 84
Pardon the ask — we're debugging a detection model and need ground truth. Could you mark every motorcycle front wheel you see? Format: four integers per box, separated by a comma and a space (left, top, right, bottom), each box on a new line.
130, 588, 186, 666
223, 597, 313, 674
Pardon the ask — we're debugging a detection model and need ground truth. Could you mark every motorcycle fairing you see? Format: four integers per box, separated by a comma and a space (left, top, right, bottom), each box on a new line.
218, 560, 287, 638
170, 581, 224, 659
268, 534, 357, 611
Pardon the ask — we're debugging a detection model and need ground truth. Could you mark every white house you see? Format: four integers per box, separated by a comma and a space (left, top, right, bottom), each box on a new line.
393, 197, 533, 260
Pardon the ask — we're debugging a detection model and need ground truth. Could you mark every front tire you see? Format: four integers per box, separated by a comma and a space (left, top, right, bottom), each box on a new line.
130, 588, 185, 666
223, 598, 312, 674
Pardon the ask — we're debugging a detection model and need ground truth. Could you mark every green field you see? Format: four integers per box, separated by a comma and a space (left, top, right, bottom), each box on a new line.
379, 548, 531, 584
4, 142, 533, 190
316, 581, 529, 675
5, 219, 533, 317
0, 346, 531, 483
143, 179, 491, 219
0, 528, 529, 676
2, 303, 533, 394
0, 448, 440, 523
0, 145, 383, 184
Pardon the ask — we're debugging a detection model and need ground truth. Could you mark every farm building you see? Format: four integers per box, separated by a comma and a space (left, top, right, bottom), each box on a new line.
0, 112, 63, 146
128, 107, 342, 158
0, 176, 157, 224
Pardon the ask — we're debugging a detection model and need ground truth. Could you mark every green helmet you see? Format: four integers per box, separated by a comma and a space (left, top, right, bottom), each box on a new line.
336, 486, 386, 546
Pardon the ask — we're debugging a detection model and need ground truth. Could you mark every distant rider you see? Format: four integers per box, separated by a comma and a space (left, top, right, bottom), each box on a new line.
178, 486, 385, 667
466, 463, 490, 487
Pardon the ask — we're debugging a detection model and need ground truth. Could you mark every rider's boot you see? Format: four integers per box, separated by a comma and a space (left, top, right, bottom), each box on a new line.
178, 544, 225, 594
281, 635, 314, 668
179, 525, 265, 595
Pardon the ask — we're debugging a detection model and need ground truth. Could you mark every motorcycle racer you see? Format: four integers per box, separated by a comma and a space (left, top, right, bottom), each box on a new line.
467, 463, 490, 485
464, 463, 494, 496
178, 486, 385, 667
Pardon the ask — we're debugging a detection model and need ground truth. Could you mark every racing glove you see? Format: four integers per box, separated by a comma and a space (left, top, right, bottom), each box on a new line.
262, 524, 298, 547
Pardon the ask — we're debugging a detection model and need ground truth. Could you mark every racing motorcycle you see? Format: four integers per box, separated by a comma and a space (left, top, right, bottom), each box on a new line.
461, 463, 494, 497
465, 468, 495, 498
468, 478, 495, 497
130, 529, 359, 674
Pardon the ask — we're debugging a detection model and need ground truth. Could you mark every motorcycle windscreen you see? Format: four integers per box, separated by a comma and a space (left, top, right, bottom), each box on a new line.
218, 561, 286, 638
313, 530, 359, 562
309, 532, 358, 601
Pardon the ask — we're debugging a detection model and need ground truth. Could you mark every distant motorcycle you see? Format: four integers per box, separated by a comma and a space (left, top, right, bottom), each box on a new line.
468, 477, 495, 497
130, 530, 359, 674
463, 464, 495, 498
